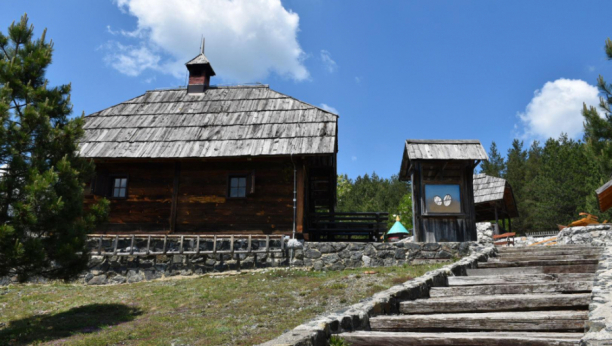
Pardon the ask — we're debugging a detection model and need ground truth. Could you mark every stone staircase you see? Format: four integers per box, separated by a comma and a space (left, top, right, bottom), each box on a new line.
339, 245, 603, 346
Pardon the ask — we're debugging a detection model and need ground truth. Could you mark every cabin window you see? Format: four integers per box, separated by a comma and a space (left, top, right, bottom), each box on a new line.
424, 184, 461, 214
228, 175, 247, 198
112, 177, 128, 198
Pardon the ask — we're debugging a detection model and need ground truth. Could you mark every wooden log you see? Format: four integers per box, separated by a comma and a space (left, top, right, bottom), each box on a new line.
369, 311, 588, 332
467, 264, 598, 276
478, 259, 598, 268
497, 249, 604, 257
430, 281, 593, 297
338, 331, 583, 346
448, 273, 595, 286
400, 293, 591, 314
492, 254, 601, 261
497, 246, 602, 253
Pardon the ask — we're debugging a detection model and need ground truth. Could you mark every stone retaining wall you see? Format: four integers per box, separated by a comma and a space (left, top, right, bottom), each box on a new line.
75, 241, 474, 285
558, 224, 612, 246
259, 244, 496, 346
581, 245, 612, 345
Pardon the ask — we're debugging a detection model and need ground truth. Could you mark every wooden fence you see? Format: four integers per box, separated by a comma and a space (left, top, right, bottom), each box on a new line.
87, 234, 285, 257
308, 212, 389, 242
525, 230, 559, 237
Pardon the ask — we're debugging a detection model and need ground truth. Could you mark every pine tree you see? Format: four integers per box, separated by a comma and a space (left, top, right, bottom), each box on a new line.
0, 15, 108, 281
504, 139, 528, 232
480, 141, 506, 177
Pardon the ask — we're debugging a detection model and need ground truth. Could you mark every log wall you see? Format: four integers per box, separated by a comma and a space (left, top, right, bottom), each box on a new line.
86, 157, 315, 234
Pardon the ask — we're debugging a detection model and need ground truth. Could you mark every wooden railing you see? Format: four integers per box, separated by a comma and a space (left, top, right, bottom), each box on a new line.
308, 212, 389, 242
525, 230, 559, 237
86, 234, 285, 257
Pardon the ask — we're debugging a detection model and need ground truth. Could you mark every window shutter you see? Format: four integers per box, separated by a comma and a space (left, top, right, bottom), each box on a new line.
92, 171, 109, 197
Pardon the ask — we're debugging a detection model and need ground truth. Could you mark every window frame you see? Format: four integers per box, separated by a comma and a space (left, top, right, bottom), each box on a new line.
109, 175, 129, 199
227, 174, 249, 199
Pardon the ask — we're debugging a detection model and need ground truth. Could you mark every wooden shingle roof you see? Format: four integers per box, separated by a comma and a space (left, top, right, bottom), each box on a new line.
473, 173, 507, 204
79, 85, 338, 159
404, 140, 489, 161
473, 173, 519, 220
596, 179, 612, 212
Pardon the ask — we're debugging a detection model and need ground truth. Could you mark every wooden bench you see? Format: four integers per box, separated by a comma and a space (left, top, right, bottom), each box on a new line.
493, 232, 516, 247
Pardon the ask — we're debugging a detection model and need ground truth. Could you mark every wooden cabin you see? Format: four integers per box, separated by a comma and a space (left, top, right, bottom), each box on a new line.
596, 179, 612, 213
473, 173, 519, 233
398, 140, 488, 242
80, 50, 338, 238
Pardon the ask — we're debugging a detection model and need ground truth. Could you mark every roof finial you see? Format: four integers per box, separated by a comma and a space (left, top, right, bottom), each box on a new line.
200, 36, 205, 54
396, 215, 400, 222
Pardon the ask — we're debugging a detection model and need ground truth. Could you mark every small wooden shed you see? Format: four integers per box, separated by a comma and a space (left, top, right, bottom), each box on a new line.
596, 179, 612, 212
399, 140, 488, 242
473, 173, 519, 233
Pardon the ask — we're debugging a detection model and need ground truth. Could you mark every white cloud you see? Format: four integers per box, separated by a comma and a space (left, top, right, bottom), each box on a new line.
518, 78, 600, 140
105, 0, 309, 82
102, 42, 162, 77
320, 103, 339, 114
320, 50, 337, 73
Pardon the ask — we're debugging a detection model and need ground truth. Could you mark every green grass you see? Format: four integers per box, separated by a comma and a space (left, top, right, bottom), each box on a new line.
0, 263, 448, 346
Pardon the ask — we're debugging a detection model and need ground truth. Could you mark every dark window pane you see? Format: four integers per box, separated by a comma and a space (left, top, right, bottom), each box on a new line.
231, 178, 238, 188
237, 188, 246, 197
114, 178, 121, 187
120, 178, 127, 188
119, 188, 126, 198
230, 188, 238, 197
238, 177, 246, 188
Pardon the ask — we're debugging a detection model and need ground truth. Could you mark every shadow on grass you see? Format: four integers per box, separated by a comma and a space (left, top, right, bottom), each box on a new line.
0, 303, 142, 346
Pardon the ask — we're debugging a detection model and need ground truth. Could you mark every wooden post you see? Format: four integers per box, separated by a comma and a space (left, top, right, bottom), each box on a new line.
162, 235, 167, 254
494, 204, 499, 236
146, 235, 151, 255
296, 162, 305, 234
230, 235, 234, 255
98, 235, 103, 255
247, 235, 252, 253
212, 235, 217, 254
169, 161, 181, 232
113, 235, 119, 255
195, 235, 200, 255
130, 235, 135, 255
179, 235, 184, 254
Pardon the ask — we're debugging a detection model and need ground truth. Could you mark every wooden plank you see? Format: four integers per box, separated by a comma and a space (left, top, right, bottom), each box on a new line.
448, 273, 595, 286
498, 249, 603, 257
478, 259, 598, 268
430, 281, 593, 297
467, 264, 598, 276
170, 161, 180, 232
497, 246, 602, 253
338, 331, 583, 346
369, 311, 588, 332
492, 254, 601, 261
400, 293, 591, 314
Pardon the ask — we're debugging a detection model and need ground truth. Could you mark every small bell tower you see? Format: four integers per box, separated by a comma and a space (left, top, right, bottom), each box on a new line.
186, 38, 216, 93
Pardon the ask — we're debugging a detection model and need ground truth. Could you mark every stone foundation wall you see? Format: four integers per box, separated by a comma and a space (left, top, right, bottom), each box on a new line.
1, 241, 476, 286
76, 241, 475, 285
558, 224, 612, 246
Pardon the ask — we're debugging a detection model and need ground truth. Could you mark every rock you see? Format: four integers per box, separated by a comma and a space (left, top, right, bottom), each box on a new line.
422, 243, 440, 251
87, 275, 107, 285
304, 249, 322, 259
394, 249, 407, 260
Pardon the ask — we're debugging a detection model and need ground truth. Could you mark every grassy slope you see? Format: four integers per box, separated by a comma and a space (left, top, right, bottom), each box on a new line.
0, 263, 447, 346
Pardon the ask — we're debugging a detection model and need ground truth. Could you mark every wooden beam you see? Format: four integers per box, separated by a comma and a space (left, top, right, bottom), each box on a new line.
296, 161, 305, 233
429, 281, 593, 298
478, 259, 598, 268
447, 273, 595, 286
467, 264, 598, 276
369, 311, 588, 332
338, 331, 583, 346
399, 293, 590, 314
169, 161, 181, 232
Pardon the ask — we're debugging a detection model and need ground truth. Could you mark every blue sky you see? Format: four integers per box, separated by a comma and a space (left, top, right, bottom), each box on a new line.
2, 1, 610, 178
